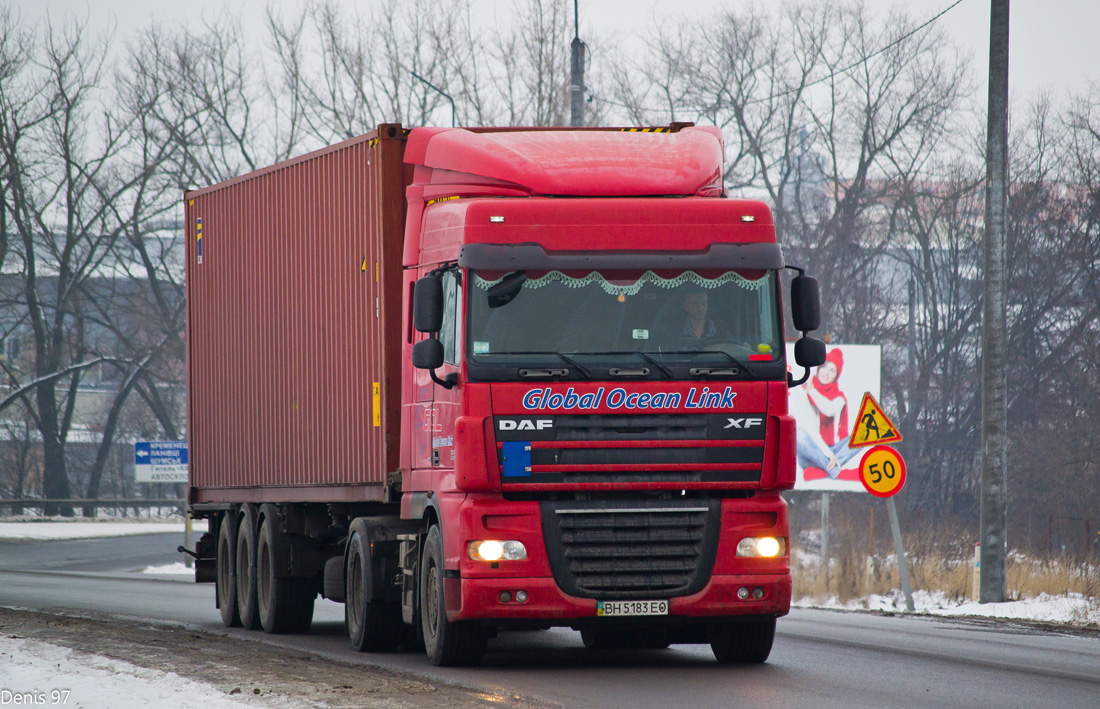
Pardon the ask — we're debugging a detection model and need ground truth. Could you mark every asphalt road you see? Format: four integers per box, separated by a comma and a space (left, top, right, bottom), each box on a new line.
2, 533, 1098, 708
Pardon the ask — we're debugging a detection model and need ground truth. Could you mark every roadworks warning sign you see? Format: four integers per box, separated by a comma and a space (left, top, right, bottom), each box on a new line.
848, 393, 902, 448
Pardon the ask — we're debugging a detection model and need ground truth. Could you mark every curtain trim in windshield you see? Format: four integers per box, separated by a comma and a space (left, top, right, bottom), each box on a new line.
472, 269, 769, 295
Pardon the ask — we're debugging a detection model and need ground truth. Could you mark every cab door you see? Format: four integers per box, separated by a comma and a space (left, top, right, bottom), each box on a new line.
430, 269, 463, 473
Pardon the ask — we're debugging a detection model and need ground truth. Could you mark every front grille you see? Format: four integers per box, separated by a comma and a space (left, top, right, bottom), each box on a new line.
541, 500, 721, 599
551, 414, 708, 441
496, 413, 766, 485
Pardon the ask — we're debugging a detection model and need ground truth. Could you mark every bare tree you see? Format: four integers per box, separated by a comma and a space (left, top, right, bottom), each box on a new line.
266, 0, 482, 137
1000, 91, 1100, 550
0, 15, 185, 514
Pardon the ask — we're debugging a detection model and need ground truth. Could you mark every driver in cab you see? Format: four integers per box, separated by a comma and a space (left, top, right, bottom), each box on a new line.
679, 288, 722, 339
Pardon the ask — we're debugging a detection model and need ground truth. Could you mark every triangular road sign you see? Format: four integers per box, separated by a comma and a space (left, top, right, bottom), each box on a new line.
848, 392, 903, 448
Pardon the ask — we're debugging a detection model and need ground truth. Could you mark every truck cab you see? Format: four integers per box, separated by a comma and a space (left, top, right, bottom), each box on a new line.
397, 126, 822, 663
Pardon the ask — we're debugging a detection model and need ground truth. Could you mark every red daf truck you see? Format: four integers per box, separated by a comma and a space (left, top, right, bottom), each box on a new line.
184, 123, 824, 667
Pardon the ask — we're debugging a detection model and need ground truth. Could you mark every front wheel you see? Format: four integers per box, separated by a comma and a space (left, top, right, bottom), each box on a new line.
420, 525, 487, 667
345, 520, 401, 652
710, 616, 776, 664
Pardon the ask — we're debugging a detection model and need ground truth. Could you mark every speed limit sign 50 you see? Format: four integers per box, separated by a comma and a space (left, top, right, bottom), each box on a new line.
859, 445, 906, 497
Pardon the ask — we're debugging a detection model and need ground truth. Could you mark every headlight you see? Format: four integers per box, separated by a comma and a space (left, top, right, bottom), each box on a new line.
736, 537, 785, 558
469, 540, 527, 561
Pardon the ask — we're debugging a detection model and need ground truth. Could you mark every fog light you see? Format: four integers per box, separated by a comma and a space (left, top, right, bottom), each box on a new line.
515, 590, 528, 603
752, 587, 765, 600
737, 587, 750, 600
499, 590, 512, 603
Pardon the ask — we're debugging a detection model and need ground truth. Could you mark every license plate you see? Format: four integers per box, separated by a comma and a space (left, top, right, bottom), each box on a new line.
596, 600, 669, 617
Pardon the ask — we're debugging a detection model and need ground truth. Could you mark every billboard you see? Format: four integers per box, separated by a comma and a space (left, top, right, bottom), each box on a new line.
786, 343, 882, 492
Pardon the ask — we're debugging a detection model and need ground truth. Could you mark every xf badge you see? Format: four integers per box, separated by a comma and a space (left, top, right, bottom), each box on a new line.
725, 417, 763, 429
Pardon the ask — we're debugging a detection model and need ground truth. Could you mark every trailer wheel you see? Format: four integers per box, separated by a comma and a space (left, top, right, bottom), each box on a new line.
216, 512, 241, 627
345, 520, 401, 652
420, 525, 487, 667
710, 616, 776, 664
235, 504, 262, 630
256, 513, 315, 634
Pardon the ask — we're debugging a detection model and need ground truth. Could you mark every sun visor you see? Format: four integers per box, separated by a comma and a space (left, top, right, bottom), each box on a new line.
458, 242, 784, 271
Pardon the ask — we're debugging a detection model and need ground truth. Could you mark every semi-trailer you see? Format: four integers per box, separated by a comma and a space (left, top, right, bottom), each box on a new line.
185, 123, 825, 666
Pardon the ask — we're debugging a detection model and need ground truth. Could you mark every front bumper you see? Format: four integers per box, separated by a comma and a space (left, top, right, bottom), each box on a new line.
448, 572, 791, 623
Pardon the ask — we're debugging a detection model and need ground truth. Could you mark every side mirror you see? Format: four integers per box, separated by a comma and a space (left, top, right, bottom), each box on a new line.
794, 337, 826, 369
788, 336, 826, 387
412, 338, 457, 390
414, 276, 443, 333
790, 274, 821, 332
412, 338, 444, 370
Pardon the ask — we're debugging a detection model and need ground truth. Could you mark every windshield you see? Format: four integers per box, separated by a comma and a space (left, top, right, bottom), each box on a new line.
466, 268, 783, 379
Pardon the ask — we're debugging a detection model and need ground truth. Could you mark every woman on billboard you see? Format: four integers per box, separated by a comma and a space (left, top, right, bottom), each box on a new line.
792, 348, 861, 480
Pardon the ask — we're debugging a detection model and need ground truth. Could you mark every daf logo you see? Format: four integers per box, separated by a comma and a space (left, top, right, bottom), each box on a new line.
499, 419, 553, 431
725, 417, 763, 429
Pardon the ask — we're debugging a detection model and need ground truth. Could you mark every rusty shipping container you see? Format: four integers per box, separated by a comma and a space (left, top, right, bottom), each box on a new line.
184, 125, 408, 504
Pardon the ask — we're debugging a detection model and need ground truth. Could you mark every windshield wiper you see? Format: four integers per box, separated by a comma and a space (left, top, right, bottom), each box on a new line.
555, 352, 593, 379
655, 349, 761, 379
632, 351, 673, 378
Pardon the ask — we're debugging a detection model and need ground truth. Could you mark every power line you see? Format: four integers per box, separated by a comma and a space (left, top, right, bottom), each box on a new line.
593, 0, 968, 118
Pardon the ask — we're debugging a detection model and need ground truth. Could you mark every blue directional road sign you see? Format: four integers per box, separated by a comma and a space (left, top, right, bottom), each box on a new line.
134, 441, 189, 483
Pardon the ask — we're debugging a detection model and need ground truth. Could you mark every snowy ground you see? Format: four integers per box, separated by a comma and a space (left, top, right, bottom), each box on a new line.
793, 589, 1100, 627
139, 562, 197, 575
0, 519, 208, 541
0, 519, 231, 705
0, 637, 251, 709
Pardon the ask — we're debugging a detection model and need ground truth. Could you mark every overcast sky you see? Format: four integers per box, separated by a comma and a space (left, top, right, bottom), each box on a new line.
14, 0, 1100, 101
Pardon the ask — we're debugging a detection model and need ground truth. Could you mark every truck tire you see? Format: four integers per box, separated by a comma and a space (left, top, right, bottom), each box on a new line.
345, 520, 401, 652
256, 513, 315, 634
216, 512, 241, 627
420, 525, 487, 667
709, 615, 776, 664
235, 504, 262, 630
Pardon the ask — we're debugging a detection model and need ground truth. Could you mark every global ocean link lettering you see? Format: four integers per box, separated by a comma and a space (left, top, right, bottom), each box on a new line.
521, 386, 738, 411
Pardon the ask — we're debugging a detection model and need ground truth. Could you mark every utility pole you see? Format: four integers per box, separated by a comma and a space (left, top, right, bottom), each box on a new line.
980, 0, 1010, 603
569, 0, 586, 127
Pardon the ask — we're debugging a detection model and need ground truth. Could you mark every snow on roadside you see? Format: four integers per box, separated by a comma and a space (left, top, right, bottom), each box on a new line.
795, 589, 1100, 627
0, 636, 249, 708
139, 562, 195, 575
0, 520, 208, 541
